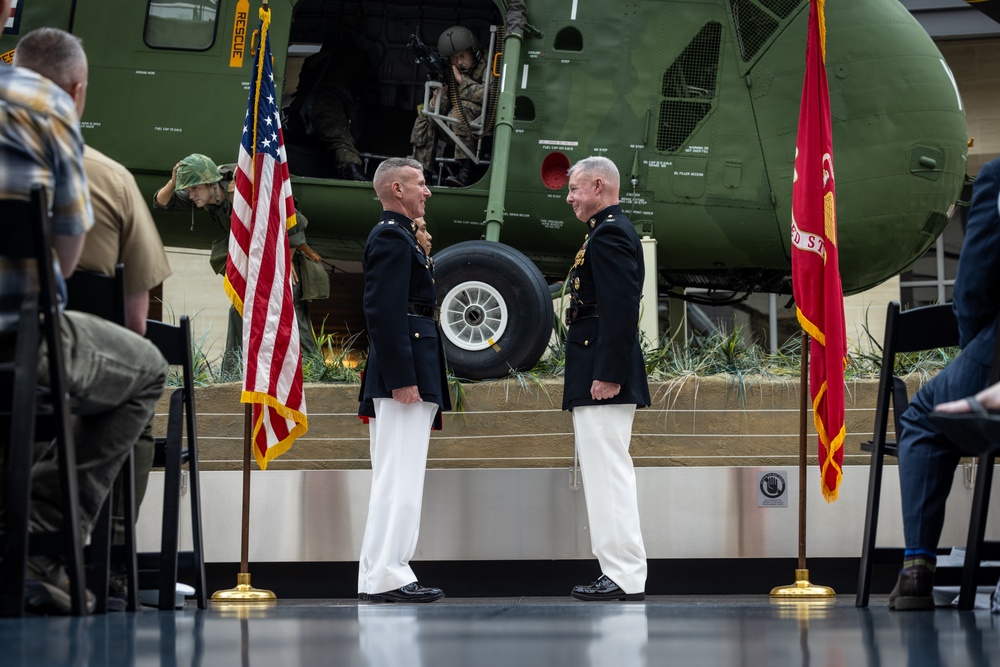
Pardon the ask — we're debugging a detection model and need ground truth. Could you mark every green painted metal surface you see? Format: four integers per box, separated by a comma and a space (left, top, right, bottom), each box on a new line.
1, 0, 968, 296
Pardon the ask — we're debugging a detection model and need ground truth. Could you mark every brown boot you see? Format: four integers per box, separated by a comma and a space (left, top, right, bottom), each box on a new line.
888, 556, 935, 611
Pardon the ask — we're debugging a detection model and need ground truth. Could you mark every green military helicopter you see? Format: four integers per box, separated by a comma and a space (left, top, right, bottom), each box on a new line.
2, 0, 973, 379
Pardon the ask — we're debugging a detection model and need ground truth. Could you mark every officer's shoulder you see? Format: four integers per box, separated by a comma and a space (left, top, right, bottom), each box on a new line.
595, 213, 631, 232
370, 219, 413, 241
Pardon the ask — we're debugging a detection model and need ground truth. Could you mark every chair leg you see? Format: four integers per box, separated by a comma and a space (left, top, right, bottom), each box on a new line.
86, 495, 112, 614
120, 452, 139, 611
0, 432, 33, 617
958, 454, 995, 611
157, 391, 185, 611
856, 443, 886, 607
185, 394, 207, 609
53, 424, 88, 616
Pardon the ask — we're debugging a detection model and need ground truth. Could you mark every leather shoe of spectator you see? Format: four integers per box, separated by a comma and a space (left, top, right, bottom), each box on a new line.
24, 556, 96, 615
888, 561, 935, 611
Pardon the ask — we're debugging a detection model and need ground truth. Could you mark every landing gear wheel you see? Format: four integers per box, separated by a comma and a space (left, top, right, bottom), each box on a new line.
433, 241, 553, 380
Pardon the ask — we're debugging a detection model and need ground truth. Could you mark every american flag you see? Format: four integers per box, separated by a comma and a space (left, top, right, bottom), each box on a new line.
223, 5, 308, 470
790, 0, 846, 502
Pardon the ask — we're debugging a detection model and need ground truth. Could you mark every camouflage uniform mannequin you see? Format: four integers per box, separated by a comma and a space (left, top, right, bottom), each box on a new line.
153, 154, 320, 374
410, 26, 489, 187
286, 31, 376, 181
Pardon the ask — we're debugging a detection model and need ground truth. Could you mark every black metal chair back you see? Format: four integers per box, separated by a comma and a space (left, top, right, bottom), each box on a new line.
856, 301, 959, 607
66, 265, 126, 327
142, 316, 207, 609
64, 264, 139, 612
0, 185, 89, 616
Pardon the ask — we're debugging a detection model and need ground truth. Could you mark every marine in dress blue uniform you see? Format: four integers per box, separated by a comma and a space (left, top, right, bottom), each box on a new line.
891, 156, 1000, 610
563, 157, 651, 601
356, 157, 450, 603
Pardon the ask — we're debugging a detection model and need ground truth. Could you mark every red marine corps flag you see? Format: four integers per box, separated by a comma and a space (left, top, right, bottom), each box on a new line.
224, 4, 308, 470
791, 0, 846, 502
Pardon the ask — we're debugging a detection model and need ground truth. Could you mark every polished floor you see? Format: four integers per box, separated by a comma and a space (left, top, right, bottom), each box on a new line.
1, 595, 998, 667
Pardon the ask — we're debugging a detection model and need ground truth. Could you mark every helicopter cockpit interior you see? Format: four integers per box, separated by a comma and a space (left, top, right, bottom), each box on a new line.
280, 0, 503, 185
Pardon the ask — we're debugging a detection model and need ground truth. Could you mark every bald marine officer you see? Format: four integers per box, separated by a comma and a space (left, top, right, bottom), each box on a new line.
563, 156, 651, 601
356, 157, 451, 603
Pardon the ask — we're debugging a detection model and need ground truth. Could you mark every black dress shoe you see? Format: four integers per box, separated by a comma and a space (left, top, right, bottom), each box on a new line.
365, 582, 444, 603
571, 574, 644, 601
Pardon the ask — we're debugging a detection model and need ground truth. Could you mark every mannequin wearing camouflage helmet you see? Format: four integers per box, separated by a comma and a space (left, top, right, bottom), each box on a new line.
174, 153, 224, 198
153, 153, 320, 372
154, 153, 231, 235
410, 25, 490, 187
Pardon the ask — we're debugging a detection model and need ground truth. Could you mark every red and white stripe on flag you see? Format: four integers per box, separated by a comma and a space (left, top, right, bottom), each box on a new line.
223, 5, 307, 470
790, 0, 847, 503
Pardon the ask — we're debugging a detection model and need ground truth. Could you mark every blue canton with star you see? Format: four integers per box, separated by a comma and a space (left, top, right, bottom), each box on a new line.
242, 30, 282, 161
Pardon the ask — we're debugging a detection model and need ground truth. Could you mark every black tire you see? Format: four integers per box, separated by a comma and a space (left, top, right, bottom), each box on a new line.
433, 240, 553, 380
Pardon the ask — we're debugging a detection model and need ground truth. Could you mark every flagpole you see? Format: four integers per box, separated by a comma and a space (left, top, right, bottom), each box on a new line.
213, 0, 306, 603
213, 0, 269, 588
770, 331, 834, 598
798, 331, 808, 571
212, 405, 276, 603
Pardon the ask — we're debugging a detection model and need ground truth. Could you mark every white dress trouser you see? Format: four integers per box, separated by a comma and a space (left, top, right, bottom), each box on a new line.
573, 403, 647, 594
357, 398, 438, 595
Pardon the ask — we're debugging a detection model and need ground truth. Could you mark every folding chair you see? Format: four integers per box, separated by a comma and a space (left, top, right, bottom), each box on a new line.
0, 185, 89, 616
65, 265, 140, 612
141, 316, 207, 610
855, 301, 960, 608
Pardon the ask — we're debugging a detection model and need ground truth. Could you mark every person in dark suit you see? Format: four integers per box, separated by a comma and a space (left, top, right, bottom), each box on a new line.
890, 156, 1000, 611
356, 157, 450, 603
563, 156, 651, 601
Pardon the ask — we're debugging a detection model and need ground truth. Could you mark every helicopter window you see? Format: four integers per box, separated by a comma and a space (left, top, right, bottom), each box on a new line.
657, 22, 722, 153
143, 0, 219, 51
553, 27, 583, 52
729, 0, 782, 63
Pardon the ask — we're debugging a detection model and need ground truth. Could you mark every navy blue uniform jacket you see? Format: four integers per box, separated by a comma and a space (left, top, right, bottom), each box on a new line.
563, 204, 651, 410
953, 156, 1000, 365
358, 211, 451, 428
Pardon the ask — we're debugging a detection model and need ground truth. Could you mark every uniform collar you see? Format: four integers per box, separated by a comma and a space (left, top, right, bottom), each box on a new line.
379, 210, 417, 239
585, 204, 623, 230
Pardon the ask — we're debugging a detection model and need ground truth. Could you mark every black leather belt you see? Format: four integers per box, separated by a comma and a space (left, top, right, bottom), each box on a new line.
407, 302, 440, 322
565, 304, 598, 325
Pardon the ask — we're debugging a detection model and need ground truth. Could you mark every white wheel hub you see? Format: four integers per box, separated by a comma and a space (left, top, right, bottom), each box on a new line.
440, 280, 509, 351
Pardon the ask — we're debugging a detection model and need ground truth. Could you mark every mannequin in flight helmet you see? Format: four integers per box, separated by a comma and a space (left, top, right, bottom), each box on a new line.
410, 25, 490, 187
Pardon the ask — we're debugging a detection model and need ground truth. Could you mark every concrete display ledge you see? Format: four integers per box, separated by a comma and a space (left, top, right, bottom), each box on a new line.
154, 375, 931, 472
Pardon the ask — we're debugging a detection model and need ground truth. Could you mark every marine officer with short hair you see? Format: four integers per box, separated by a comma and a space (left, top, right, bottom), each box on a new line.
356, 157, 450, 603
563, 156, 651, 601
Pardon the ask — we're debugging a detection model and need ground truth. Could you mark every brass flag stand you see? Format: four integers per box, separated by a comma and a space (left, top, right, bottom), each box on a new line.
770, 332, 835, 599
212, 405, 276, 604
